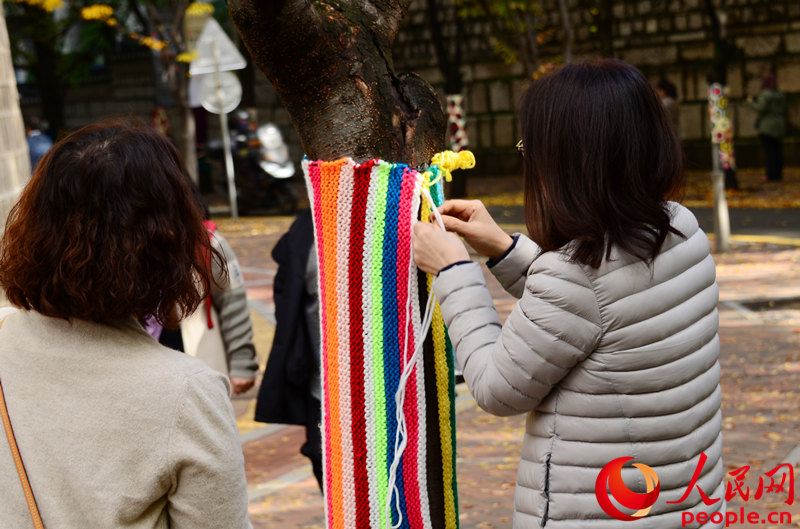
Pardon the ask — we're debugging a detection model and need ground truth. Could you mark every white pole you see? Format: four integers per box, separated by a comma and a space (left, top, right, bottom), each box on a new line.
711, 143, 730, 253
213, 40, 238, 221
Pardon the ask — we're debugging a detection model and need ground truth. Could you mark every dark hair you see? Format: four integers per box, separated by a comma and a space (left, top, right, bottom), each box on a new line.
520, 59, 685, 268
760, 73, 777, 91
0, 117, 222, 326
657, 79, 678, 99
25, 116, 43, 131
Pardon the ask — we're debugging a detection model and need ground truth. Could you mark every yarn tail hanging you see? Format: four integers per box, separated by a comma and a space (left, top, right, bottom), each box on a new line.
305, 150, 474, 529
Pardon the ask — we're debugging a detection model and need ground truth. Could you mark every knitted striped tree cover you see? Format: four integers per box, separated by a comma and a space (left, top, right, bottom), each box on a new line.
304, 155, 466, 529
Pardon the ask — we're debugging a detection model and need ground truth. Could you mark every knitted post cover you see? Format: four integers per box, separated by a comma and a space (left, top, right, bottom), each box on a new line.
304, 155, 468, 529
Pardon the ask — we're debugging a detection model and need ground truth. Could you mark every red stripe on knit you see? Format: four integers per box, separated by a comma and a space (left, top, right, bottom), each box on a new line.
396, 168, 423, 526
348, 159, 374, 527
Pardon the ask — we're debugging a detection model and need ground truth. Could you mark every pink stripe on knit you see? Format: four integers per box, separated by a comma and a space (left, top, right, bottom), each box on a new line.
396, 167, 423, 528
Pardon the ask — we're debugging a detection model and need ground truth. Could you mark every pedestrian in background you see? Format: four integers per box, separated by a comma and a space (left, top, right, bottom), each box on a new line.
413, 59, 724, 527
656, 78, 680, 134
254, 208, 324, 492
0, 118, 252, 529
146, 200, 259, 395
748, 72, 786, 183
24, 116, 53, 173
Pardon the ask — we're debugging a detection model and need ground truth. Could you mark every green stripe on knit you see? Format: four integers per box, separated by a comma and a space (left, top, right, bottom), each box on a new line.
445, 332, 459, 527
369, 161, 391, 528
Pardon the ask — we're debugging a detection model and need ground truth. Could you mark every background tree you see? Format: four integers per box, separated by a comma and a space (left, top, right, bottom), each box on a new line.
8, 0, 238, 182
82, 0, 201, 181
582, 0, 612, 57
0, 6, 31, 307
454, 0, 575, 79
456, 0, 543, 78
0, 6, 30, 232
5, 0, 119, 137
426, 0, 469, 197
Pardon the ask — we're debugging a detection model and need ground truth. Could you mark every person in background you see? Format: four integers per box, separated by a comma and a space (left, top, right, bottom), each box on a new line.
413, 59, 724, 528
24, 116, 53, 173
254, 208, 323, 492
0, 118, 252, 528
748, 72, 786, 183
147, 200, 259, 395
657, 78, 680, 134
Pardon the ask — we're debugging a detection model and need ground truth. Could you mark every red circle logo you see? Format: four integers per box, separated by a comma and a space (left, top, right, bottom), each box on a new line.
595, 457, 661, 521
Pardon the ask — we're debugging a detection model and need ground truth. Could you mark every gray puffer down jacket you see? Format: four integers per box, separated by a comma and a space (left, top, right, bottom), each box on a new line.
434, 202, 725, 528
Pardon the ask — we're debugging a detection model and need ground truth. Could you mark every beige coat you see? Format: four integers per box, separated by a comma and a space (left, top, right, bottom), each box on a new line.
434, 203, 724, 528
0, 310, 252, 529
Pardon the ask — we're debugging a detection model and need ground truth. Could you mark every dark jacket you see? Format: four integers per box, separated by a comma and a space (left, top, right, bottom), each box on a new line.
254, 209, 316, 426
749, 89, 787, 139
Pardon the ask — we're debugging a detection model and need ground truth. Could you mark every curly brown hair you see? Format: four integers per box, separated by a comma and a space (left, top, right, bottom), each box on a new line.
0, 117, 222, 326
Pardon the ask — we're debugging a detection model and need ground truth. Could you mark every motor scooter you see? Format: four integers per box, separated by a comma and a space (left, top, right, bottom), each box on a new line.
208, 111, 298, 215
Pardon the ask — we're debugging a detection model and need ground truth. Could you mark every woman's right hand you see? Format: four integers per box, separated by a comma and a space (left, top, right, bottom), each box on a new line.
438, 199, 514, 260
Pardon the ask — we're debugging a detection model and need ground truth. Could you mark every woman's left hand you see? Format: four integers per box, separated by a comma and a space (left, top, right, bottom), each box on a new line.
412, 220, 470, 275
230, 377, 255, 395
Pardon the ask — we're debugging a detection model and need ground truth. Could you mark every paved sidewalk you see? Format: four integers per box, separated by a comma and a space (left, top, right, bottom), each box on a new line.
217, 215, 800, 529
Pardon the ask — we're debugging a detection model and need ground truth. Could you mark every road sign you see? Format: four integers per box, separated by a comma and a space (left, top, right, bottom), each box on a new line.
189, 18, 246, 75
199, 71, 242, 115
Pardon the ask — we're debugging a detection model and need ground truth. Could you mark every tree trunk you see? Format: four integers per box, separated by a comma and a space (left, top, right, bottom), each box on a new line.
589, 0, 614, 58
27, 9, 66, 137
558, 0, 573, 63
0, 7, 30, 229
181, 102, 198, 186
227, 0, 446, 166
0, 8, 29, 307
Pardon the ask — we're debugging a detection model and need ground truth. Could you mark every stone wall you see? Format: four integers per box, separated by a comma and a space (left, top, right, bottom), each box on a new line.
20, 1, 800, 178
393, 0, 800, 174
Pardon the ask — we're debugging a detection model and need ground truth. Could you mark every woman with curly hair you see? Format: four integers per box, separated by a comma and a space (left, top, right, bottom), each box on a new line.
414, 59, 724, 527
0, 118, 252, 528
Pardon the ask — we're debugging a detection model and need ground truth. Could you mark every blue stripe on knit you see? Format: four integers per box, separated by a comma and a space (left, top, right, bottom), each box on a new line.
381, 163, 410, 529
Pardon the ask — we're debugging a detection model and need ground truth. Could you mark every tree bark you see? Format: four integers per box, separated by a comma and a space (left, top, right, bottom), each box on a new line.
227, 0, 446, 166
558, 0, 573, 63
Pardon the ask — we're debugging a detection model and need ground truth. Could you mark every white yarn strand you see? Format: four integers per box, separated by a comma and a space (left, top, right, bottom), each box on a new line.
383, 183, 443, 529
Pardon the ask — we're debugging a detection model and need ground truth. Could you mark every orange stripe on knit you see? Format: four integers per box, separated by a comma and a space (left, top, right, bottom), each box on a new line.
320, 158, 346, 529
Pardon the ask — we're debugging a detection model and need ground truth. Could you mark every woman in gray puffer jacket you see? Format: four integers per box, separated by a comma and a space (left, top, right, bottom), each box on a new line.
413, 59, 724, 528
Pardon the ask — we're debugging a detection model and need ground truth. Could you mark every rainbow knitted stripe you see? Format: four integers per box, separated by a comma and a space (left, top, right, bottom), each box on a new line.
304, 157, 459, 529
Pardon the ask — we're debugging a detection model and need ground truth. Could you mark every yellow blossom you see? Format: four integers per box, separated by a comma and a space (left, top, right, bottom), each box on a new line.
186, 2, 214, 15
177, 51, 199, 63
81, 4, 114, 21
140, 37, 168, 51
17, 0, 63, 11
42, 0, 63, 10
